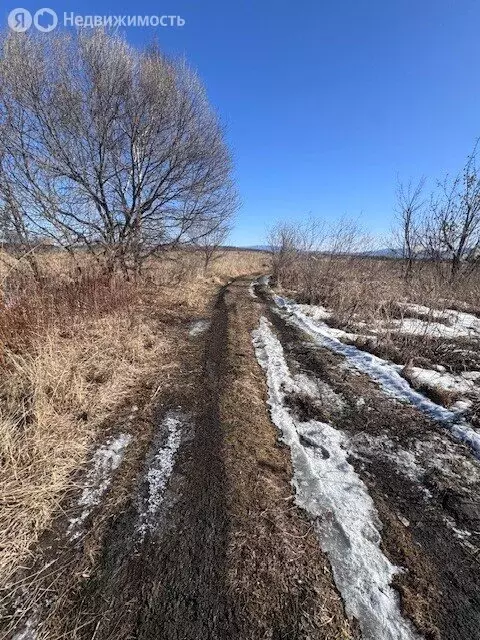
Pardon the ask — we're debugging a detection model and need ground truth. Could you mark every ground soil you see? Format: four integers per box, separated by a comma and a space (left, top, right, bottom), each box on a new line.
1, 279, 353, 640
4, 277, 480, 640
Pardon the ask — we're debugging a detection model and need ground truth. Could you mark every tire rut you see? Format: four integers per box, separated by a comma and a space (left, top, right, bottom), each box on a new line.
40, 286, 235, 640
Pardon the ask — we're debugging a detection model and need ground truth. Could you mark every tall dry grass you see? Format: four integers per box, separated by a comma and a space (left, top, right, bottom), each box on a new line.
0, 256, 165, 586
278, 254, 480, 325
0, 247, 267, 588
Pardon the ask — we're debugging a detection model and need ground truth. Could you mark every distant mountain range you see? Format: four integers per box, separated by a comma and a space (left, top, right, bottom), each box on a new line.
244, 245, 404, 258
357, 248, 403, 258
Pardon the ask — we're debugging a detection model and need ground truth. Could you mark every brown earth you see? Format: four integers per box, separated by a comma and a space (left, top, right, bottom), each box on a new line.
1, 279, 353, 640
5, 276, 480, 640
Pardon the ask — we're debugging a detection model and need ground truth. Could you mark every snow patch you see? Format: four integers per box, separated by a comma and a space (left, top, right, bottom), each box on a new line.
12, 618, 37, 640
275, 297, 370, 343
377, 303, 480, 340
462, 370, 480, 382
293, 372, 346, 415
443, 516, 478, 553
451, 399, 473, 413
392, 317, 472, 339
406, 367, 477, 396
137, 411, 184, 539
351, 432, 425, 486
189, 319, 210, 336
252, 317, 420, 640
68, 433, 132, 539
294, 302, 332, 323
274, 297, 480, 458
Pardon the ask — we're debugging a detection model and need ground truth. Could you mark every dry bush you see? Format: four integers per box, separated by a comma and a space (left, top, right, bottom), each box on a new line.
273, 241, 480, 369
278, 255, 402, 325
279, 253, 480, 326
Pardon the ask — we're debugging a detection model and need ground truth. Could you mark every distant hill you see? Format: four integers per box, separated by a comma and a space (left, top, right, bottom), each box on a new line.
358, 248, 403, 258
246, 245, 271, 251
244, 245, 403, 258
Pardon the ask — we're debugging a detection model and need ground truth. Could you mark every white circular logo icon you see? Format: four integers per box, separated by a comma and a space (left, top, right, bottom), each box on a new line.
8, 8, 32, 31
33, 8, 58, 32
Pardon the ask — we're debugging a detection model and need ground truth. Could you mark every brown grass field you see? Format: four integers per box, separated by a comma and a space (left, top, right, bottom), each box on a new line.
1, 248, 480, 640
0, 248, 267, 592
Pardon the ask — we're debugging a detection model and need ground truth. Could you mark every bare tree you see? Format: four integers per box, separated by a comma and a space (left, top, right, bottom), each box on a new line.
267, 221, 302, 287
425, 144, 480, 282
267, 215, 370, 306
192, 217, 231, 272
0, 151, 43, 279
0, 30, 237, 276
394, 178, 425, 283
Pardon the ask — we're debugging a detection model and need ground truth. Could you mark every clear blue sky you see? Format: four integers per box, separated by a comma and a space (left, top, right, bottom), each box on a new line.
4, 0, 480, 246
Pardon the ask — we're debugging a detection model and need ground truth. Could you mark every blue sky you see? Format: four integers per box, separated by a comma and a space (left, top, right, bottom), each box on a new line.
4, 0, 480, 246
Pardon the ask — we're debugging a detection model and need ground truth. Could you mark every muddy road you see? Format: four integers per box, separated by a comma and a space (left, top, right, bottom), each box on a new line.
3, 278, 480, 640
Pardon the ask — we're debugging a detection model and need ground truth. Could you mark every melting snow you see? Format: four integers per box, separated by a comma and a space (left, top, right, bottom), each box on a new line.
294, 302, 332, 322
68, 433, 132, 539
404, 303, 480, 335
274, 296, 480, 458
351, 432, 424, 485
137, 411, 184, 539
252, 316, 420, 640
406, 367, 477, 396
293, 372, 346, 416
371, 303, 480, 339
189, 319, 210, 336
392, 317, 475, 339
12, 619, 37, 640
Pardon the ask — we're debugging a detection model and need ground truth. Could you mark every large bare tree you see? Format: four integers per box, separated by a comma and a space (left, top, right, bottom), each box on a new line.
0, 30, 237, 276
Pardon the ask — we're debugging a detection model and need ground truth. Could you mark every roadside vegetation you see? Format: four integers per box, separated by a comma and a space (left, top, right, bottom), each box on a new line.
0, 249, 264, 593
0, 27, 246, 600
267, 144, 480, 413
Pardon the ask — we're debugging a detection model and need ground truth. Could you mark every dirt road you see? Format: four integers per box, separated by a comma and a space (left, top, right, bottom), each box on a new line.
3, 278, 480, 640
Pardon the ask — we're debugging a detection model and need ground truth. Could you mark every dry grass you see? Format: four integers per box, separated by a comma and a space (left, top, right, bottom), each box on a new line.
0, 296, 168, 586
276, 255, 480, 371
0, 247, 266, 591
279, 255, 480, 326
